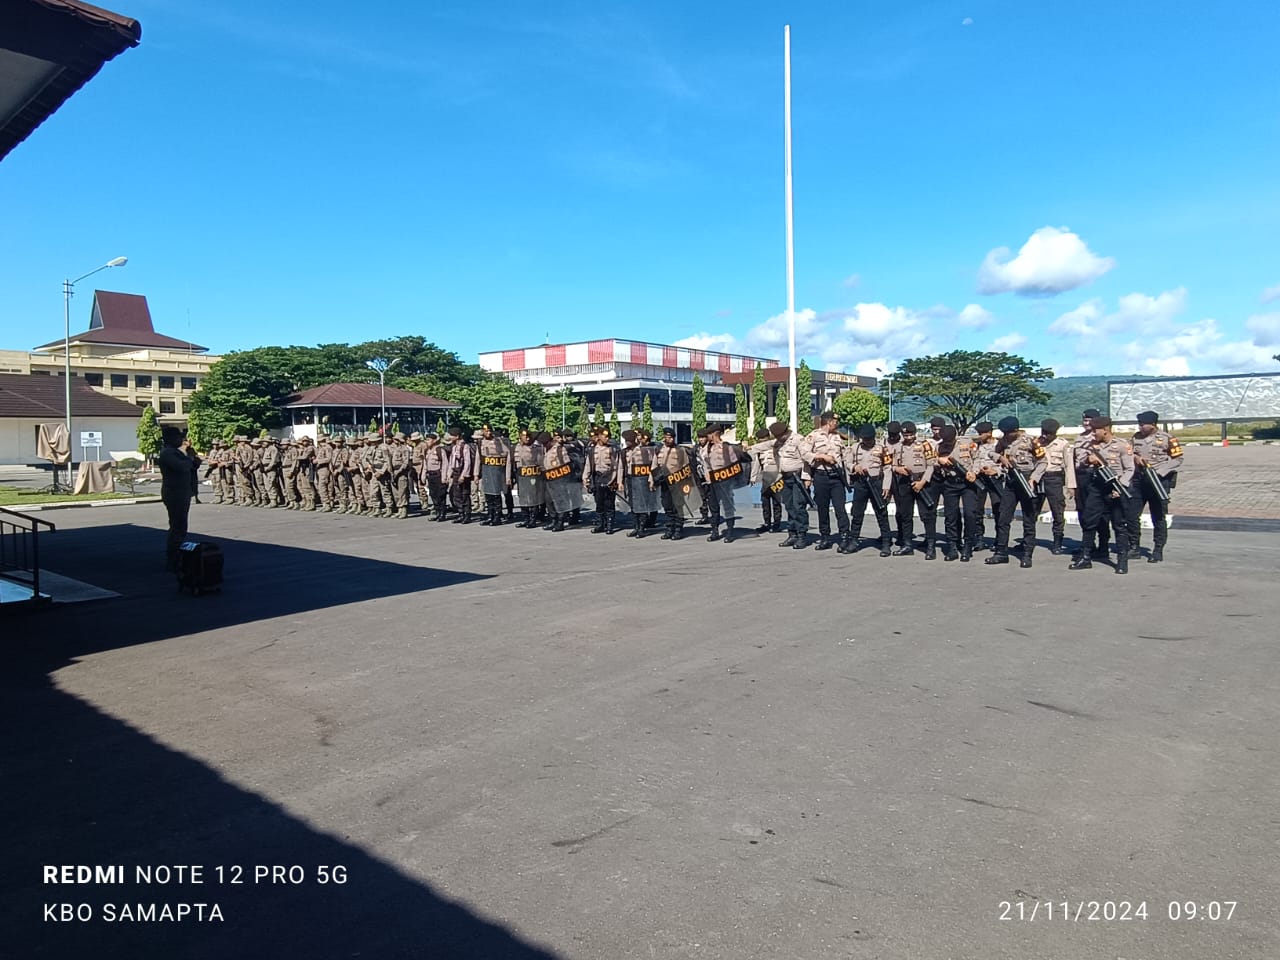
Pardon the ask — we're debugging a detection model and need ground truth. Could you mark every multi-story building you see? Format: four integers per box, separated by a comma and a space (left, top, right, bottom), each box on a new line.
0, 290, 219, 425
480, 339, 878, 439
480, 339, 781, 441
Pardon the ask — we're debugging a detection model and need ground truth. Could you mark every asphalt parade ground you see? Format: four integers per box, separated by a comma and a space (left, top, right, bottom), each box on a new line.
3, 501, 1278, 959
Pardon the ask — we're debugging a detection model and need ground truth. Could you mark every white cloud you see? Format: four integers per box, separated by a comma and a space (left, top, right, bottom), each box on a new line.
1048, 298, 1104, 336
673, 332, 741, 353
842, 273, 862, 289
734, 302, 936, 374
957, 303, 995, 328
1049, 288, 1187, 339
1261, 284, 1280, 305
1245, 312, 1280, 347
962, 17, 974, 26
1109, 288, 1187, 335
989, 332, 1027, 352
1047, 290, 1277, 375
977, 226, 1115, 296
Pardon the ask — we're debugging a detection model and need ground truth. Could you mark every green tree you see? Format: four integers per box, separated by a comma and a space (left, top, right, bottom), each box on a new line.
609, 406, 620, 436
893, 350, 1054, 433
642, 394, 655, 437
832, 389, 889, 429
691, 374, 707, 436
734, 383, 748, 441
435, 417, 446, 436
507, 410, 520, 440
446, 371, 546, 433
135, 405, 162, 462
751, 363, 767, 435
593, 402, 605, 431
774, 380, 790, 429
185, 406, 218, 452
796, 361, 813, 432
577, 396, 590, 435
630, 402, 640, 428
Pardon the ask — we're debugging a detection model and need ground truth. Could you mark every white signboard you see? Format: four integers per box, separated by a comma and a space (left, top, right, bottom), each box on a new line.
80, 431, 103, 447
1110, 372, 1280, 422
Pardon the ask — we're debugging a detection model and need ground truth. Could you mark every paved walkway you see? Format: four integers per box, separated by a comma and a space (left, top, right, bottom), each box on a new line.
1167, 443, 1279, 519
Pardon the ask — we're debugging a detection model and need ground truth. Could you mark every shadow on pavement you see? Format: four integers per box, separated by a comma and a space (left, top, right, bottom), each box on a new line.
1, 525, 557, 958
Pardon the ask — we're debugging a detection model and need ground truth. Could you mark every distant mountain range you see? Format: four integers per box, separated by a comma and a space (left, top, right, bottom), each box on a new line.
886, 375, 1150, 427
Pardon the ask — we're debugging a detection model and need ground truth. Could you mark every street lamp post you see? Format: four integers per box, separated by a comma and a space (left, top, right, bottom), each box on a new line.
63, 257, 127, 487
366, 357, 401, 434
876, 367, 894, 422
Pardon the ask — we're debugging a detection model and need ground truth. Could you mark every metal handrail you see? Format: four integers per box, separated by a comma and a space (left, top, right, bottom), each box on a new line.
0, 506, 56, 600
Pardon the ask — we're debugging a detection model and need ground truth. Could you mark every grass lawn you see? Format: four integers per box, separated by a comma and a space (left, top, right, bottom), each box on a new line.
0, 485, 142, 507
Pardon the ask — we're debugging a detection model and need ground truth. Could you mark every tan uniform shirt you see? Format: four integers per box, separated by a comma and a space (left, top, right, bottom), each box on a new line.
1131, 429, 1183, 477
1000, 433, 1047, 483
585, 441, 623, 489
844, 442, 892, 494
775, 433, 808, 476
894, 438, 936, 483
802, 430, 845, 469
1040, 436, 1071, 476
1077, 437, 1135, 487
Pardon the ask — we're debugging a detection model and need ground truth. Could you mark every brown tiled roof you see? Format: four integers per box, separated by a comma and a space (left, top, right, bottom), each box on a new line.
0, 0, 141, 163
280, 383, 461, 409
32, 290, 207, 353
0, 372, 143, 419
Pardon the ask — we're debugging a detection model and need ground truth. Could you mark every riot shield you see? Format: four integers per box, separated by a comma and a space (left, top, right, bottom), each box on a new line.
664, 461, 703, 519
516, 466, 544, 506
480, 460, 508, 496
626, 472, 660, 513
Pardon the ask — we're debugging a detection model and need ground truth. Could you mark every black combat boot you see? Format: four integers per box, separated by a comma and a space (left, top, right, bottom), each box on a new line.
552, 514, 566, 532
791, 533, 809, 549
1127, 545, 1143, 560
671, 521, 685, 541
879, 537, 893, 558
570, 508, 581, 526
605, 511, 617, 535
756, 521, 771, 534
1148, 545, 1163, 563
591, 512, 606, 533
778, 533, 796, 547
893, 543, 915, 556
814, 536, 833, 551
924, 539, 937, 560
660, 521, 674, 540
1020, 546, 1033, 568
984, 550, 1009, 565
1050, 535, 1063, 555
707, 524, 721, 542
1069, 555, 1092, 570
1115, 554, 1129, 575
837, 535, 855, 554
722, 521, 734, 543
628, 515, 645, 538
943, 541, 958, 561
960, 542, 973, 562
646, 512, 658, 529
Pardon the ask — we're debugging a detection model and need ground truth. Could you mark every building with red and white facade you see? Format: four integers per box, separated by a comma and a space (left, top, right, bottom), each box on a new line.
480, 339, 781, 441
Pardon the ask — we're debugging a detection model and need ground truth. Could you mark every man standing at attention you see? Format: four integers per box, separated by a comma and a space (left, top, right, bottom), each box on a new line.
158, 427, 195, 572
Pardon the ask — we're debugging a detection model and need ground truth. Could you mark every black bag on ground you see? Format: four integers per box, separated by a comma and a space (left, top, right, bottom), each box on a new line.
176, 541, 223, 595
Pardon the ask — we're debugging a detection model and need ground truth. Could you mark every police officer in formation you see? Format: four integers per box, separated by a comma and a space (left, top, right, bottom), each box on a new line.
197, 410, 1182, 573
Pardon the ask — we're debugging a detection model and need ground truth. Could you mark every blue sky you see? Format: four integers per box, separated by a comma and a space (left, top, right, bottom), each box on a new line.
3, 0, 1279, 377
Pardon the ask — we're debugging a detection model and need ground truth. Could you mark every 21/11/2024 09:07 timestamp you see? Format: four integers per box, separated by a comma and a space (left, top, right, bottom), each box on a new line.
998, 900, 1238, 921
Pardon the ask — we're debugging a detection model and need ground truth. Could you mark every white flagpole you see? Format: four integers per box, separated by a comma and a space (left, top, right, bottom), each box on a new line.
784, 25, 797, 432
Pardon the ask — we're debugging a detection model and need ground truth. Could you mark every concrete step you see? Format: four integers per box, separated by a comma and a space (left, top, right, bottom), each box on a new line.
0, 576, 51, 611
